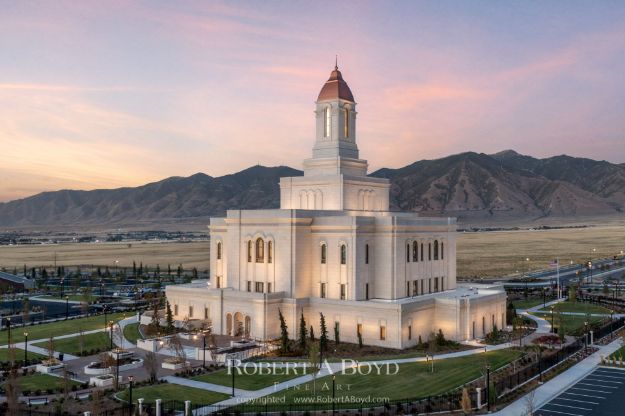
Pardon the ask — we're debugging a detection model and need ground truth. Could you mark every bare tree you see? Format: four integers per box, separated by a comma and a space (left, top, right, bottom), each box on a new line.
523, 389, 536, 416
79, 328, 85, 356
461, 388, 472, 415
91, 389, 103, 416
167, 334, 187, 364
5, 368, 20, 416
46, 336, 56, 361
144, 351, 159, 382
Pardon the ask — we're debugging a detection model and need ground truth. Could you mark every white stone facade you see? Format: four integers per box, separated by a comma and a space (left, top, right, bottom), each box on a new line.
166, 66, 506, 349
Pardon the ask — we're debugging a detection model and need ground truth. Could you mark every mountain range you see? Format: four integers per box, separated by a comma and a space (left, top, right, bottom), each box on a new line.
1, 150, 624, 227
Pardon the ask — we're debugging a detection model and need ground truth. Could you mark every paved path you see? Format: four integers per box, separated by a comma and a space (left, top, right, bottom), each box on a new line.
492, 337, 624, 415
519, 298, 565, 334
163, 375, 251, 396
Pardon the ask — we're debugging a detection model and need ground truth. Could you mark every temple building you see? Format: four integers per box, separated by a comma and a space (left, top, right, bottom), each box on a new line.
166, 65, 507, 348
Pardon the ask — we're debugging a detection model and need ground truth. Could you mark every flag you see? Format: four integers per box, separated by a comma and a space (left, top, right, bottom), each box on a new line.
549, 259, 559, 268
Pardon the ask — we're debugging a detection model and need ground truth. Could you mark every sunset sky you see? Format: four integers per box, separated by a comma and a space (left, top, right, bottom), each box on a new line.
1, 1, 625, 202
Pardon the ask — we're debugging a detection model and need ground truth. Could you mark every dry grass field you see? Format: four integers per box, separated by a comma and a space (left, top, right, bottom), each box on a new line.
0, 225, 624, 278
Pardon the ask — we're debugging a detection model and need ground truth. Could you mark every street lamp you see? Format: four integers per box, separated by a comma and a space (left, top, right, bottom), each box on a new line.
550, 306, 554, 334
524, 257, 530, 299
128, 375, 134, 413
486, 365, 491, 412
6, 317, 11, 347
65, 295, 69, 320
230, 358, 236, 396
332, 374, 336, 414
584, 321, 588, 353
24, 332, 28, 366
60, 278, 64, 297
109, 320, 115, 350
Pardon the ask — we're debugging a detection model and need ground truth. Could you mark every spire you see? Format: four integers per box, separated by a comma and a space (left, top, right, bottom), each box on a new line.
335, 54, 338, 70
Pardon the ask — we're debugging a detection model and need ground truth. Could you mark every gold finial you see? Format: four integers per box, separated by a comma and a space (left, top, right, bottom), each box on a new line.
335, 54, 338, 70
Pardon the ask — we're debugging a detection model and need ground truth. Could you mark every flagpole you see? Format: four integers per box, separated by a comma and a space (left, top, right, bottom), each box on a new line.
556, 258, 560, 300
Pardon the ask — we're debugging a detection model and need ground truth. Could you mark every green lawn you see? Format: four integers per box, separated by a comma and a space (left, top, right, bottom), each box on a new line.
12, 374, 80, 393
509, 298, 550, 310
33, 331, 111, 356
259, 350, 522, 408
117, 383, 229, 405
123, 323, 143, 344
193, 366, 312, 390
539, 301, 611, 315
0, 348, 46, 362
0, 312, 126, 345
531, 312, 606, 335
39, 294, 94, 302
609, 344, 625, 360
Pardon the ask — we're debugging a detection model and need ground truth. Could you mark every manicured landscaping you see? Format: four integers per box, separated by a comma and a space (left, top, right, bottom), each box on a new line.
539, 301, 611, 315
117, 383, 229, 405
509, 298, 550, 310
260, 350, 523, 407
609, 344, 625, 360
193, 366, 312, 390
123, 323, 143, 344
0, 312, 126, 345
11, 374, 80, 393
33, 331, 111, 356
530, 312, 606, 335
0, 347, 45, 362
39, 294, 94, 303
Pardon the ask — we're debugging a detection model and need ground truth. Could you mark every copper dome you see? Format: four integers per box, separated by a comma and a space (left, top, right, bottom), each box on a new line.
317, 66, 354, 102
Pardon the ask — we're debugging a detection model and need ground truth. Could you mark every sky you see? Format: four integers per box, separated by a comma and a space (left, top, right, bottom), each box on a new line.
1, 1, 625, 202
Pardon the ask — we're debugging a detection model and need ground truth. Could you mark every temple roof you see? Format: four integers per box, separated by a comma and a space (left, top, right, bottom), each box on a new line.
317, 65, 354, 102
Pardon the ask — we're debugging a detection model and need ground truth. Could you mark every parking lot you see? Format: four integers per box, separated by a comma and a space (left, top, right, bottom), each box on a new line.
537, 366, 625, 416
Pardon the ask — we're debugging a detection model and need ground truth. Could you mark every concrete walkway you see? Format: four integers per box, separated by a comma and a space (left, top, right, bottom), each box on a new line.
163, 375, 251, 396
519, 298, 565, 334
492, 337, 624, 415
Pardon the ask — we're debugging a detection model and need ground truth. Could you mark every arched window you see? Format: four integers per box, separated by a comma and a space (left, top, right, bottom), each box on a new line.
324, 107, 331, 137
343, 108, 349, 138
247, 241, 252, 262
321, 244, 327, 264
421, 243, 424, 261
441, 242, 444, 260
428, 243, 432, 261
434, 240, 439, 260
255, 238, 264, 263
365, 244, 369, 264
340, 244, 347, 265
267, 241, 273, 264
216, 242, 222, 260
412, 241, 418, 262
406, 244, 410, 263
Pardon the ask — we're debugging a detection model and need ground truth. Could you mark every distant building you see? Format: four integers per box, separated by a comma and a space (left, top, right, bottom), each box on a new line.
166, 65, 506, 348
0, 271, 35, 291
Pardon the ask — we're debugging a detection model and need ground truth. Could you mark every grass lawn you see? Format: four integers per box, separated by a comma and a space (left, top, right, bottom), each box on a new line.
539, 301, 611, 315
509, 298, 549, 310
0, 312, 126, 345
259, 350, 522, 408
0, 348, 46, 362
531, 312, 605, 335
123, 323, 143, 344
192, 366, 312, 390
33, 331, 111, 356
117, 383, 229, 405
13, 374, 80, 392
39, 294, 94, 303
609, 344, 625, 360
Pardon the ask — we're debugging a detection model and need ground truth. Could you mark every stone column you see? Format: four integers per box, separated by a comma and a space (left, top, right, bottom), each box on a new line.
185, 400, 191, 416
138, 398, 144, 414
476, 387, 482, 409
590, 330, 594, 345
155, 399, 162, 416
84, 412, 91, 416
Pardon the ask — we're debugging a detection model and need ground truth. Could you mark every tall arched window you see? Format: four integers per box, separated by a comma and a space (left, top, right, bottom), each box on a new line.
324, 107, 331, 137
216, 242, 222, 260
340, 244, 347, 265
434, 240, 439, 260
343, 108, 349, 138
255, 238, 264, 263
365, 244, 369, 264
441, 242, 444, 260
428, 243, 432, 261
421, 243, 424, 261
267, 241, 273, 264
247, 241, 252, 262
412, 241, 418, 262
406, 244, 410, 263
321, 244, 327, 264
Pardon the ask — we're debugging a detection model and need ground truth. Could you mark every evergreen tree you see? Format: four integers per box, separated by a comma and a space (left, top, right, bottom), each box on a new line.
177, 264, 182, 279
278, 309, 289, 353
132, 261, 137, 278
41, 268, 48, 280
97, 267, 102, 277
168, 264, 172, 277
319, 313, 328, 352
165, 301, 174, 334
155, 264, 160, 278
23, 264, 27, 276
152, 300, 161, 332
310, 325, 315, 341
435, 329, 446, 346
30, 268, 36, 279
192, 267, 198, 279
299, 312, 307, 351
334, 322, 340, 345
139, 262, 144, 277
357, 330, 363, 349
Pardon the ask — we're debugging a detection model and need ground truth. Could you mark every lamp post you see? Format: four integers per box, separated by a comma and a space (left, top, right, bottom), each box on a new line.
6, 317, 11, 347
23, 332, 29, 365
611, 310, 614, 339
65, 295, 69, 320
128, 375, 134, 413
550, 306, 554, 334
486, 365, 491, 412
202, 332, 207, 369
109, 320, 115, 350
543, 287, 547, 308
584, 321, 588, 353
524, 258, 530, 299
230, 358, 236, 396
60, 278, 64, 297
332, 374, 336, 415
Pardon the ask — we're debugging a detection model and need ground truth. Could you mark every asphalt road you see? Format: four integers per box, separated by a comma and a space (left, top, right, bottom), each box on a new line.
536, 366, 625, 416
